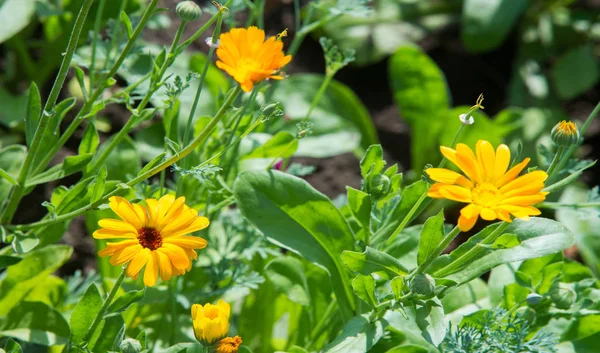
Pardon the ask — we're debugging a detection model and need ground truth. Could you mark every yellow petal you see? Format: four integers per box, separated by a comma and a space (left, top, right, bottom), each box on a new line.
476, 140, 495, 182
217, 299, 231, 319
98, 239, 138, 257
98, 219, 138, 232
158, 244, 191, 270
501, 193, 547, 206
493, 144, 511, 182
156, 249, 173, 281
437, 185, 472, 203
163, 235, 208, 249
499, 170, 548, 194
126, 249, 150, 278
143, 251, 159, 287
109, 244, 142, 266
109, 196, 143, 229
480, 208, 497, 221
93, 228, 136, 239
458, 213, 478, 232
426, 168, 473, 188
495, 158, 530, 187
460, 204, 482, 219
156, 196, 187, 231
456, 143, 483, 183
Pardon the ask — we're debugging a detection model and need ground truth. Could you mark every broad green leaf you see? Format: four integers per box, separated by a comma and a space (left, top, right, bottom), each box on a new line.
89, 313, 125, 353
389, 45, 450, 171
242, 131, 298, 160
0, 145, 25, 200
79, 122, 100, 155
489, 233, 520, 249
265, 257, 310, 306
503, 283, 528, 308
563, 315, 600, 341
390, 276, 404, 298
461, 0, 529, 52
551, 45, 600, 100
323, 314, 386, 353
70, 283, 102, 345
341, 247, 407, 276
346, 187, 371, 231
24, 82, 41, 147
0, 0, 36, 44
429, 218, 574, 285
352, 274, 377, 308
22, 275, 65, 308
272, 74, 378, 157
0, 301, 70, 346
233, 170, 356, 321
415, 299, 447, 346
25, 153, 94, 187
417, 210, 445, 266
0, 245, 73, 315
0, 255, 21, 269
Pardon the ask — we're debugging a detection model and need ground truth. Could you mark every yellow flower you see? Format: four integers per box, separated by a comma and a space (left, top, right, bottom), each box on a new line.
216, 26, 292, 92
191, 300, 231, 345
93, 195, 209, 287
216, 336, 242, 353
426, 140, 548, 232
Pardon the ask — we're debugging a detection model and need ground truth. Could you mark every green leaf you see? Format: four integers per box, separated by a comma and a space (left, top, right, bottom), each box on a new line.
390, 276, 404, 298
243, 131, 298, 160
138, 152, 166, 176
384, 346, 429, 353
3, 338, 22, 353
360, 145, 385, 180
0, 168, 17, 185
0, 0, 36, 44
0, 245, 73, 315
0, 145, 26, 200
55, 176, 95, 214
551, 45, 600, 100
430, 218, 574, 285
415, 299, 447, 346
389, 45, 450, 171
25, 153, 94, 187
323, 314, 386, 353
442, 278, 488, 314
264, 257, 310, 306
233, 170, 356, 321
489, 233, 520, 249
25, 82, 41, 148
32, 98, 77, 167
0, 301, 70, 346
272, 74, 378, 157
417, 210, 445, 266
543, 160, 596, 193
91, 165, 108, 203
461, 0, 530, 52
70, 283, 102, 345
120, 11, 133, 38
79, 122, 100, 155
107, 288, 145, 314
341, 247, 407, 276
351, 274, 377, 308
0, 255, 22, 269
346, 186, 371, 231
89, 313, 125, 353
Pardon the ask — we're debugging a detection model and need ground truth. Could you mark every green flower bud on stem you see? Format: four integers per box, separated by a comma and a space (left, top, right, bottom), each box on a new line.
550, 284, 576, 309
369, 174, 391, 199
551, 120, 579, 147
176, 1, 202, 22
410, 273, 435, 296
120, 338, 142, 353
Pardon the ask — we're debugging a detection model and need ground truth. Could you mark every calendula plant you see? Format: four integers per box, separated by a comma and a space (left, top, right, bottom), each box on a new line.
0, 0, 599, 353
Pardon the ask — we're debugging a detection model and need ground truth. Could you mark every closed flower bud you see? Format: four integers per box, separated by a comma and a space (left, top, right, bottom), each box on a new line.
119, 338, 142, 353
176, 1, 202, 22
526, 293, 543, 305
410, 274, 435, 296
551, 120, 579, 147
369, 174, 391, 199
191, 300, 230, 345
217, 336, 243, 353
550, 285, 576, 309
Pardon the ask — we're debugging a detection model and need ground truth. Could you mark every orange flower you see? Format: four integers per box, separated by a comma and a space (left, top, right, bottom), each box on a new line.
216, 26, 292, 92
216, 336, 243, 353
426, 140, 548, 232
93, 195, 209, 286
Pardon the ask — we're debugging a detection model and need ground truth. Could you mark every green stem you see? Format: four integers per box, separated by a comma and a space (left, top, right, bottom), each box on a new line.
104, 0, 128, 71
176, 0, 234, 52
265, 140, 296, 170
538, 201, 600, 209
0, 0, 95, 224
8, 87, 242, 231
169, 277, 178, 345
384, 192, 429, 245
545, 146, 564, 180
89, 0, 107, 90
256, 0, 265, 29
432, 222, 510, 278
305, 298, 337, 350
306, 74, 333, 119
80, 268, 126, 347
182, 14, 224, 163
31, 0, 160, 176
409, 226, 461, 279
293, 0, 301, 31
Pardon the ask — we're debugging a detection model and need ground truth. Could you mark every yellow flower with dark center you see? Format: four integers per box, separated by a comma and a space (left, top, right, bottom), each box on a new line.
216, 26, 292, 92
191, 300, 230, 345
217, 336, 242, 353
426, 140, 548, 232
93, 195, 209, 287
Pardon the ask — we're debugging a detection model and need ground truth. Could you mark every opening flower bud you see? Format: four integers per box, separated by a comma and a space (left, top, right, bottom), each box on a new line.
176, 1, 202, 22
119, 338, 142, 353
551, 120, 579, 147
410, 273, 435, 296
369, 174, 391, 199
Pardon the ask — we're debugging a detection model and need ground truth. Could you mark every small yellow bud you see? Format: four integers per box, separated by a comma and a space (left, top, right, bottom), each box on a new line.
191, 300, 230, 345
551, 120, 579, 147
216, 336, 243, 353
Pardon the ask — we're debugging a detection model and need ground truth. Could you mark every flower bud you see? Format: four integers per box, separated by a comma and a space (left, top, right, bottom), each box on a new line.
551, 120, 579, 147
176, 1, 202, 22
217, 336, 243, 353
526, 293, 543, 305
459, 113, 475, 125
369, 174, 391, 199
410, 274, 435, 296
550, 284, 576, 309
191, 300, 230, 345
119, 338, 142, 353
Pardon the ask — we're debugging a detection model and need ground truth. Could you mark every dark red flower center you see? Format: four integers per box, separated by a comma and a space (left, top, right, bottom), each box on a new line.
138, 227, 162, 250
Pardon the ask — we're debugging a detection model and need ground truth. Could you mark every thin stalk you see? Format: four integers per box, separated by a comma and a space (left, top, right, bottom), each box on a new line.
80, 268, 126, 347
104, 0, 128, 71
545, 146, 564, 180
305, 298, 338, 350
432, 222, 511, 278
182, 14, 224, 162
538, 201, 600, 209
256, 0, 265, 29
0, 0, 95, 224
89, 0, 107, 90
9, 87, 242, 231
408, 225, 461, 279
176, 0, 234, 52
305, 74, 332, 119
169, 277, 178, 345
265, 139, 296, 170
384, 191, 428, 245
293, 0, 301, 31
31, 0, 160, 176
